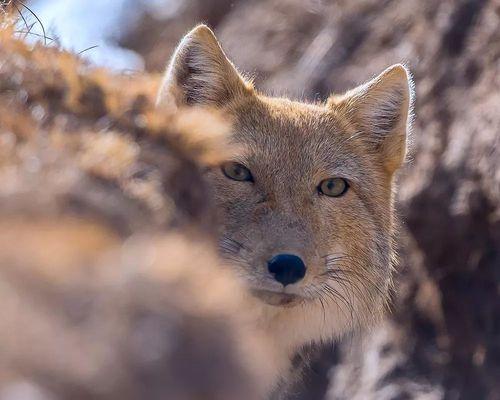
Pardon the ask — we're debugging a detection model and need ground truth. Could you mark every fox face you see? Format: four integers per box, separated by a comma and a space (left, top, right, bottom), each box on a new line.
158, 25, 412, 338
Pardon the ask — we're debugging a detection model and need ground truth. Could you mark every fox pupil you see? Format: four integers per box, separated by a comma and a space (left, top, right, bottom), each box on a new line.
222, 162, 253, 182
319, 178, 348, 197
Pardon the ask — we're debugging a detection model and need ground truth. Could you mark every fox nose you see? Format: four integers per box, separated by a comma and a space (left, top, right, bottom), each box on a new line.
267, 254, 306, 286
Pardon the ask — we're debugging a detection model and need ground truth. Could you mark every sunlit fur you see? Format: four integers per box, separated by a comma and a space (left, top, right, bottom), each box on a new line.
158, 24, 414, 392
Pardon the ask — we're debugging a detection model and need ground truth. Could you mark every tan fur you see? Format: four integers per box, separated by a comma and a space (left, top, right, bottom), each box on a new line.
158, 24, 414, 393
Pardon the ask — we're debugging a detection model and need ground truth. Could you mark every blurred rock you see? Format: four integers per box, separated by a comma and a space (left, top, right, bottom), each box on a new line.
119, 0, 242, 71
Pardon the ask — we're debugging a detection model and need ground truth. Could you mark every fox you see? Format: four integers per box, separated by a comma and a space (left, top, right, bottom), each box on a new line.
157, 24, 413, 396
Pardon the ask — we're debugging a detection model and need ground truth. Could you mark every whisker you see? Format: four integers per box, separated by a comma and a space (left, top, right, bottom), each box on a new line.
326, 266, 386, 298
322, 252, 386, 296
323, 283, 353, 321
218, 236, 245, 254
317, 251, 389, 322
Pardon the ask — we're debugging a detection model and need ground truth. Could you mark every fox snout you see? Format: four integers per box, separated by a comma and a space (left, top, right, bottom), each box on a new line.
267, 254, 307, 286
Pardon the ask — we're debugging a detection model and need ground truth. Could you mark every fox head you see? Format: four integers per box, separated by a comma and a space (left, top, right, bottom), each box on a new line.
158, 25, 413, 340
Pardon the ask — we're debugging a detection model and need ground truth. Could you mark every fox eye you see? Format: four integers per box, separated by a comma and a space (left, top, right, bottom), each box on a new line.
221, 161, 253, 182
318, 178, 349, 197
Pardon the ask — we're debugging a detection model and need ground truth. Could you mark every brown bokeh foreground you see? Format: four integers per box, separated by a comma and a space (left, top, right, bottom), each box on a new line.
0, 24, 270, 400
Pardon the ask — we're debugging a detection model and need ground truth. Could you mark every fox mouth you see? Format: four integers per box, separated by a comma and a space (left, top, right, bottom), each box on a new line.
250, 289, 304, 307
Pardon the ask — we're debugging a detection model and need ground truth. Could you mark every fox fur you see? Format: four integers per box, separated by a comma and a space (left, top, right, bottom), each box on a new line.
158, 24, 414, 395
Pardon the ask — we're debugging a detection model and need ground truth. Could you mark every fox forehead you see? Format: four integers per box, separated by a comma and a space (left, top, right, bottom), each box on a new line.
158, 24, 412, 177
227, 96, 372, 184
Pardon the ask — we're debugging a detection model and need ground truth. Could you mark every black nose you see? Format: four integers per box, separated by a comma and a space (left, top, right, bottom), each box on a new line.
267, 254, 306, 286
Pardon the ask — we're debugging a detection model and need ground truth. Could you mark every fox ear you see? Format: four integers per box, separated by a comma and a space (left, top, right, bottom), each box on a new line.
157, 24, 252, 109
329, 64, 413, 173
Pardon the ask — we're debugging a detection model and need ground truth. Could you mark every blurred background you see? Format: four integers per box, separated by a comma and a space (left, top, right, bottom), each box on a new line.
11, 0, 500, 399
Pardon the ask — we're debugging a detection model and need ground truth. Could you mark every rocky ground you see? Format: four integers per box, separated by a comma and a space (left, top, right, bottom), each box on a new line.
122, 0, 500, 399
